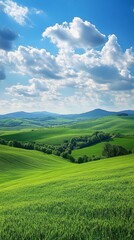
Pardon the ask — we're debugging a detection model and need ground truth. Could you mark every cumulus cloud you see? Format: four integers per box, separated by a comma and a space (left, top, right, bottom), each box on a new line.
7, 78, 51, 98
0, 0, 44, 26
5, 34, 134, 93
88, 64, 134, 91
6, 78, 62, 104
101, 34, 126, 71
7, 46, 61, 79
7, 84, 38, 97
2, 17, 134, 112
0, 28, 17, 51
125, 47, 134, 68
0, 0, 29, 25
89, 65, 121, 83
42, 17, 105, 50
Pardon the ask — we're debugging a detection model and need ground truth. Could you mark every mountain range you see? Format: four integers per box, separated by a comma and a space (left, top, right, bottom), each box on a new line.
0, 109, 134, 119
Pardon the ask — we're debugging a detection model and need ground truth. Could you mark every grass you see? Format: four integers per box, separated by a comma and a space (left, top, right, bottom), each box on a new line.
0, 116, 82, 130
0, 144, 69, 184
72, 136, 134, 159
0, 144, 134, 240
72, 142, 105, 159
1, 116, 134, 145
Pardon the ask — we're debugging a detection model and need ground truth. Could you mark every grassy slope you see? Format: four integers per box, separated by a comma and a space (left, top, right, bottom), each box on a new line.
72, 136, 134, 159
0, 145, 134, 240
0, 117, 74, 130
1, 116, 134, 145
0, 145, 69, 184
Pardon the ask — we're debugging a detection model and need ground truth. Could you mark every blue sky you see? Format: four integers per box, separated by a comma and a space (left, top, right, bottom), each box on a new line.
0, 0, 134, 114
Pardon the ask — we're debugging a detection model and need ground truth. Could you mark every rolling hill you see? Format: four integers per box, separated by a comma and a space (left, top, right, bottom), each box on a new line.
72, 136, 134, 160
0, 144, 134, 240
1, 116, 134, 145
0, 109, 134, 129
0, 112, 134, 239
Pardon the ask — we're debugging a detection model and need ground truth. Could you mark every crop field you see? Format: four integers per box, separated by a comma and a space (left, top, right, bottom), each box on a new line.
0, 144, 134, 240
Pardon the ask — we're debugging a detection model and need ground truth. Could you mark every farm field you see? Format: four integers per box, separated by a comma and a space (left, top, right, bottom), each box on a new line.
0, 144, 134, 240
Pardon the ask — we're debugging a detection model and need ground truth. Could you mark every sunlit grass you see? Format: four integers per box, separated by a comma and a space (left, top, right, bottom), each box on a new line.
0, 145, 133, 240
72, 136, 134, 159
1, 116, 134, 145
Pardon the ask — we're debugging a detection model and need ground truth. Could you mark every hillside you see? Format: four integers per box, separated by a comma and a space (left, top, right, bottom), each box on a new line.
0, 145, 133, 240
72, 136, 134, 160
1, 116, 134, 145
0, 144, 69, 184
0, 109, 134, 129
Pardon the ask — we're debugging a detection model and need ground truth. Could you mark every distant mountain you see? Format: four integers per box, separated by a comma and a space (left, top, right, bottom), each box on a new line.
78, 109, 116, 118
0, 109, 134, 120
78, 109, 134, 118
0, 111, 60, 119
118, 110, 134, 116
61, 109, 115, 119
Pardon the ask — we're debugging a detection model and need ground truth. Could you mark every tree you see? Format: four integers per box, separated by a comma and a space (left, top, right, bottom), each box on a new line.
77, 157, 83, 164
67, 154, 75, 163
52, 150, 61, 156
103, 143, 128, 158
61, 151, 68, 159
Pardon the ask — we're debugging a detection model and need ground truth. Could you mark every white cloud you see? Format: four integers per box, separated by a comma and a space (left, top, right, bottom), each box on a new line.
101, 35, 123, 68
0, 0, 29, 25
42, 17, 105, 50
3, 32, 133, 92
7, 84, 38, 97
31, 8, 44, 15
6, 78, 62, 100
1, 17, 134, 113
0, 0, 43, 26
125, 47, 134, 68
4, 33, 134, 95
7, 46, 61, 79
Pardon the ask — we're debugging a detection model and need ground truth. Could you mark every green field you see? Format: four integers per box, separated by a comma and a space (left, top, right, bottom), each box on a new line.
72, 136, 134, 159
0, 144, 134, 240
1, 116, 134, 145
0, 117, 74, 130
0, 115, 134, 239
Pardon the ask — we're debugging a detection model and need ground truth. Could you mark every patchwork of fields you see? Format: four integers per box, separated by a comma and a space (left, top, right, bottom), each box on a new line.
0, 116, 134, 239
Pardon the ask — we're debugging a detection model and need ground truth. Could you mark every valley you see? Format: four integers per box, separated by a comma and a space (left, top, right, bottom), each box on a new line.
0, 112, 134, 239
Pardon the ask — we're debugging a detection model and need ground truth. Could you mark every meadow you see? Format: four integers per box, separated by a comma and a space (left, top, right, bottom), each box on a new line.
1, 116, 134, 145
0, 144, 134, 240
0, 115, 134, 239
72, 136, 134, 160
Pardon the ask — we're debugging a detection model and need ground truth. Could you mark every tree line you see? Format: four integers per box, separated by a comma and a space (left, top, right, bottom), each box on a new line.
0, 131, 131, 164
